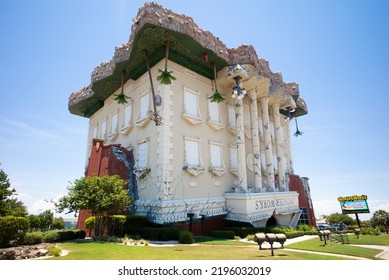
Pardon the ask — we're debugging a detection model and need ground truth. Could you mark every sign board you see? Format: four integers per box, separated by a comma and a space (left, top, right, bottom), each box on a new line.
337, 195, 370, 214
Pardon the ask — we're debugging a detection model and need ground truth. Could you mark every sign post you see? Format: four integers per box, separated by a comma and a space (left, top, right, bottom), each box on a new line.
337, 195, 369, 228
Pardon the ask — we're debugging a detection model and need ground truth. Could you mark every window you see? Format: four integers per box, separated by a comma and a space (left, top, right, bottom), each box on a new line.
228, 106, 236, 128
138, 141, 148, 169
185, 90, 198, 117
207, 100, 224, 130
185, 139, 200, 166
136, 92, 150, 128
209, 101, 219, 122
298, 208, 309, 225
120, 103, 133, 135
92, 125, 98, 139
210, 143, 222, 168
182, 88, 202, 125
184, 137, 204, 176
209, 142, 226, 176
111, 112, 118, 134
108, 111, 119, 141
133, 140, 150, 179
124, 104, 132, 127
140, 93, 150, 119
227, 105, 236, 135
101, 118, 107, 140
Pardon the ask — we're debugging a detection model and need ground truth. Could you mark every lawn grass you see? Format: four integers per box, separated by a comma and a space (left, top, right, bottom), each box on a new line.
51, 240, 352, 260
285, 237, 383, 259
348, 234, 389, 245
45, 234, 388, 260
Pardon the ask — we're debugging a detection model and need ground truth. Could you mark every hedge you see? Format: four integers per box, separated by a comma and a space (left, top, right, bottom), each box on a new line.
211, 230, 235, 239
0, 216, 29, 248
179, 231, 193, 244
142, 227, 179, 241
22, 232, 44, 245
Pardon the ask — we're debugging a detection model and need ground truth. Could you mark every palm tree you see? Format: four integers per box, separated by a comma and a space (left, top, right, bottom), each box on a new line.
370, 210, 389, 233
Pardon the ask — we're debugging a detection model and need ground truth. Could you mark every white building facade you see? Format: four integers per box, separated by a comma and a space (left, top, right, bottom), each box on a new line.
69, 3, 308, 228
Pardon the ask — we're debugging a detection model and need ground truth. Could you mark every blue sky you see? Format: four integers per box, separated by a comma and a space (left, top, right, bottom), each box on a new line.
0, 0, 388, 220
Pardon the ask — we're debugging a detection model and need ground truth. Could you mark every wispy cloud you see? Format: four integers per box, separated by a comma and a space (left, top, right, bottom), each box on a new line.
0, 116, 59, 140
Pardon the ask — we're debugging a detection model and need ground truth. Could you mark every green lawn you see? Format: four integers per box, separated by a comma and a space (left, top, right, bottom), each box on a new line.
348, 233, 389, 245
286, 236, 384, 259
45, 234, 388, 260
52, 242, 353, 260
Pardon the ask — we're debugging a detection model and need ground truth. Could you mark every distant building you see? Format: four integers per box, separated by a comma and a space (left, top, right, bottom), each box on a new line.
69, 2, 315, 234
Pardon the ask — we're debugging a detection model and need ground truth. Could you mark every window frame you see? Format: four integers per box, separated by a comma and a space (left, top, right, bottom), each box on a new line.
182, 87, 203, 125
209, 141, 226, 176
183, 136, 204, 176
135, 91, 151, 128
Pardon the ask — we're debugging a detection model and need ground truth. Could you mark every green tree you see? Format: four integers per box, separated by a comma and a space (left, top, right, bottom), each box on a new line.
0, 163, 27, 217
54, 175, 131, 236
370, 210, 389, 233
28, 214, 41, 231
325, 212, 356, 226
51, 217, 65, 230
38, 209, 54, 231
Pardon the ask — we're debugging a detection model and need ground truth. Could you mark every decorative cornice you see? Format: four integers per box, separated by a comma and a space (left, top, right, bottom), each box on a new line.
69, 2, 307, 119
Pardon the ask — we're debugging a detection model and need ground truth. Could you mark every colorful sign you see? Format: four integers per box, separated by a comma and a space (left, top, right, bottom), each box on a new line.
338, 195, 370, 214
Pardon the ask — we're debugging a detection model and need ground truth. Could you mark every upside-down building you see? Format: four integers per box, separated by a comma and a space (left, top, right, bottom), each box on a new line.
69, 2, 316, 234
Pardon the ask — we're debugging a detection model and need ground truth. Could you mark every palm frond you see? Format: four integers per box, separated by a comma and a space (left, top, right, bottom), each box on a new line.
208, 91, 225, 103
156, 68, 176, 85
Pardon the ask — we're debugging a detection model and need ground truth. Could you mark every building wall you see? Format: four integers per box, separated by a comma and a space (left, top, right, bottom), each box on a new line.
85, 59, 298, 225
288, 174, 316, 227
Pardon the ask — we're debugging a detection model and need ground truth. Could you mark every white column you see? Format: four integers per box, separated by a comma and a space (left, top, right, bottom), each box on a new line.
259, 97, 275, 191
285, 118, 294, 174
272, 103, 285, 191
235, 97, 247, 192
249, 91, 262, 192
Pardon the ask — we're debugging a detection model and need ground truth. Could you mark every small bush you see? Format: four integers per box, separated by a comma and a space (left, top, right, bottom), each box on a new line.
47, 245, 62, 257
43, 231, 60, 243
124, 215, 153, 236
0, 216, 29, 248
179, 231, 193, 244
211, 230, 235, 239
360, 227, 381, 235
22, 232, 44, 245
74, 229, 86, 239
142, 227, 179, 241
92, 235, 118, 242
246, 234, 255, 241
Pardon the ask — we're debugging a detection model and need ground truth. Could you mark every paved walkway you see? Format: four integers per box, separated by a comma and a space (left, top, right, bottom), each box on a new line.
250, 235, 389, 260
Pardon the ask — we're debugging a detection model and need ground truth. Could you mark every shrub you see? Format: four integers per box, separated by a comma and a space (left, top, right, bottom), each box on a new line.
104, 215, 127, 237
58, 230, 76, 242
0, 216, 29, 248
22, 232, 44, 245
43, 231, 60, 243
47, 245, 62, 257
246, 234, 255, 241
124, 215, 153, 236
360, 227, 381, 235
211, 230, 235, 239
179, 231, 193, 244
85, 216, 96, 236
74, 229, 86, 239
142, 227, 179, 241
92, 235, 118, 242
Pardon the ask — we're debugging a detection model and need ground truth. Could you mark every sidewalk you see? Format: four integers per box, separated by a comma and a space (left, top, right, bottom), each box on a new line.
250, 235, 389, 260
